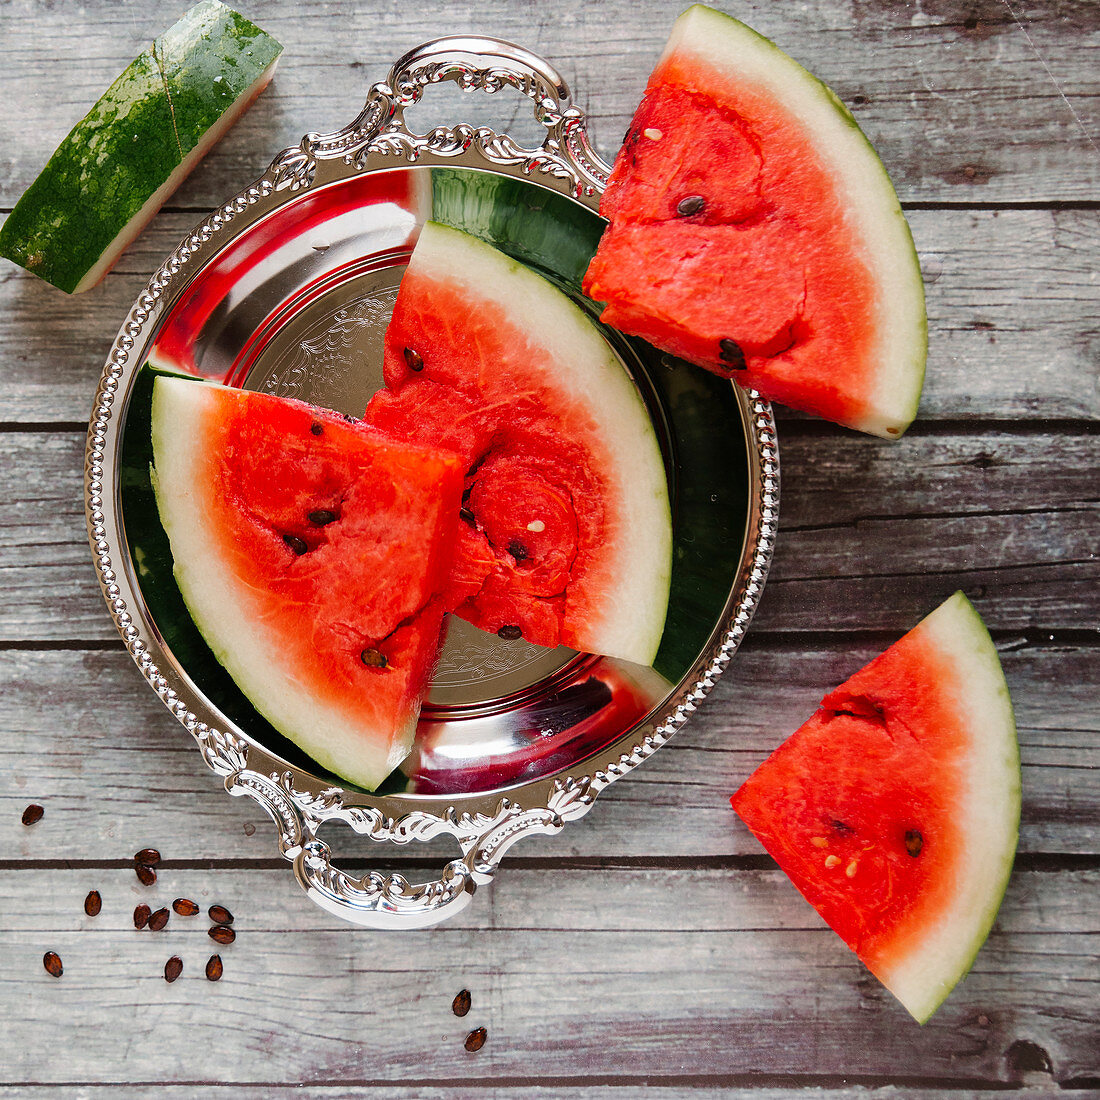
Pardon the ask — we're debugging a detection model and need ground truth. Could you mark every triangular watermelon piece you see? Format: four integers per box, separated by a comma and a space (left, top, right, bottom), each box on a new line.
582, 4, 926, 439
731, 592, 1020, 1022
150, 376, 464, 790
365, 221, 672, 666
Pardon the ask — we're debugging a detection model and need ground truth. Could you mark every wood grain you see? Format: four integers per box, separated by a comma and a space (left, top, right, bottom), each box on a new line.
0, 866, 1096, 1085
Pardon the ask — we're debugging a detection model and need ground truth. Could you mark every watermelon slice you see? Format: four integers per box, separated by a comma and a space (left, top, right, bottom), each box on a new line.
0, 2, 282, 294
149, 376, 464, 791
364, 221, 672, 666
731, 592, 1020, 1022
582, 4, 926, 439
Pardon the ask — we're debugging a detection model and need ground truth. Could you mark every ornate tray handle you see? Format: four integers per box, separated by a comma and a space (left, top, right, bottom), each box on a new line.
271, 35, 612, 196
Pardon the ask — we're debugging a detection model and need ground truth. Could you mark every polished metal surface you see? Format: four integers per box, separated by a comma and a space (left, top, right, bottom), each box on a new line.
86, 35, 780, 927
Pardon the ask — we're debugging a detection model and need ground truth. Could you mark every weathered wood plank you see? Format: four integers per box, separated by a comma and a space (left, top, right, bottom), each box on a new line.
2, 641, 1096, 862
2, 207, 1099, 425
0, 1091, 1079, 1100
1, 0, 1097, 210
0, 427, 1093, 642
0, 866, 1096, 1085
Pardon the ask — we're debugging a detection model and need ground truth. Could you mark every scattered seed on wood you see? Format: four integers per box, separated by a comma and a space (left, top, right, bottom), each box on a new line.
133, 904, 151, 930
464, 1026, 487, 1052
164, 956, 183, 983
677, 194, 706, 216
134, 848, 161, 867
283, 533, 309, 556
904, 829, 924, 857
308, 509, 337, 526
209, 924, 236, 945
21, 803, 44, 826
84, 890, 102, 917
242, 823, 255, 837
208, 905, 234, 926
135, 864, 157, 887
452, 989, 472, 1017
497, 625, 522, 641
403, 347, 424, 372
718, 338, 747, 370
507, 540, 529, 562
360, 647, 388, 669
43, 951, 63, 978
148, 907, 170, 932
310, 422, 323, 436
205, 954, 224, 982
173, 898, 199, 917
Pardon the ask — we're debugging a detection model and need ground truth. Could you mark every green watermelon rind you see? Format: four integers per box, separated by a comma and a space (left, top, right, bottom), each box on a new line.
149, 376, 421, 791
881, 591, 1020, 1023
0, 1, 282, 294
655, 5, 927, 440
408, 221, 673, 666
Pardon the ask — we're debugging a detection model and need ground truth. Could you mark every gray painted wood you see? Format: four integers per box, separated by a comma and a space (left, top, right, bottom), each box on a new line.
0, 0, 1096, 1091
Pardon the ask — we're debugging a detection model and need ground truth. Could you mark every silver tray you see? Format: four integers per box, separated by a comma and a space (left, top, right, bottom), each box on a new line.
85, 36, 780, 928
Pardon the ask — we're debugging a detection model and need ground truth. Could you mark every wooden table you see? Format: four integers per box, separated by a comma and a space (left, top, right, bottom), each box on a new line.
2, 0, 1097, 1093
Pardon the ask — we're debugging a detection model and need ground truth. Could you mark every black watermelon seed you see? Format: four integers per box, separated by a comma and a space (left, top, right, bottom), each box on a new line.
904, 829, 924, 857
84, 890, 102, 917
135, 864, 157, 887
133, 904, 151, 930
148, 907, 170, 932
507, 540, 529, 562
21, 803, 44, 826
43, 951, 63, 978
403, 347, 424, 372
459, 507, 476, 526
283, 533, 309, 556
452, 989, 472, 1017
310, 422, 323, 436
209, 924, 236, 946
173, 898, 199, 917
134, 848, 161, 867
164, 956, 183, 983
464, 1026, 487, 1052
718, 338, 747, 370
496, 625, 522, 641
308, 509, 337, 526
205, 954, 224, 982
360, 647, 388, 669
677, 194, 706, 216
208, 905, 234, 926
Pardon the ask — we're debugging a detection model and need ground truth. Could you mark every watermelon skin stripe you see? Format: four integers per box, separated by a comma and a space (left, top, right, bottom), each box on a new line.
0, 1, 282, 294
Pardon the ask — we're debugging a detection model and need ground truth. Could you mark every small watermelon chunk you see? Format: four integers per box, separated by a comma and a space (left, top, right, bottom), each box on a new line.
150, 376, 464, 791
582, 5, 926, 439
0, 2, 282, 294
731, 592, 1020, 1022
365, 221, 672, 666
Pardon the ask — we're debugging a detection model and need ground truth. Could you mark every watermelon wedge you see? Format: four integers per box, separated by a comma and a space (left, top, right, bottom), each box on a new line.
582, 4, 926, 439
364, 221, 673, 666
731, 592, 1020, 1022
149, 376, 464, 791
0, 2, 281, 294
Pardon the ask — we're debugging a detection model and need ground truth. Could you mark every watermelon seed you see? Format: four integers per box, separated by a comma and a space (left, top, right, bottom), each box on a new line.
360, 648, 388, 669
845, 859, 859, 878
452, 989, 472, 1017
43, 951, 63, 978
310, 422, 323, 436
283, 534, 309, 556
677, 194, 706, 216
209, 924, 236, 946
904, 829, 924, 857
459, 507, 476, 527
308, 509, 337, 526
133, 904, 151, 930
526, 520, 545, 533
134, 848, 161, 867
831, 819, 855, 835
208, 905, 234, 926
135, 863, 157, 887
719, 339, 747, 370
507, 540, 529, 562
810, 836, 828, 848
643, 127, 663, 140
205, 954, 224, 982
148, 907, 170, 932
84, 890, 102, 917
403, 347, 425, 372
21, 803, 44, 826
824, 855, 841, 869
497, 625, 523, 641
164, 956, 183, 983
464, 1026, 487, 1052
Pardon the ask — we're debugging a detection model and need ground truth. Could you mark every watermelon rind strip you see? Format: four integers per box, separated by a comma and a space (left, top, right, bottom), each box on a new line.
0, 1, 282, 294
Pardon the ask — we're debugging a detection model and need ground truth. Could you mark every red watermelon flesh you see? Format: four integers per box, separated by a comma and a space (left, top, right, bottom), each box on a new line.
731, 592, 1019, 1022
583, 5, 926, 439
150, 375, 465, 790
364, 221, 672, 666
